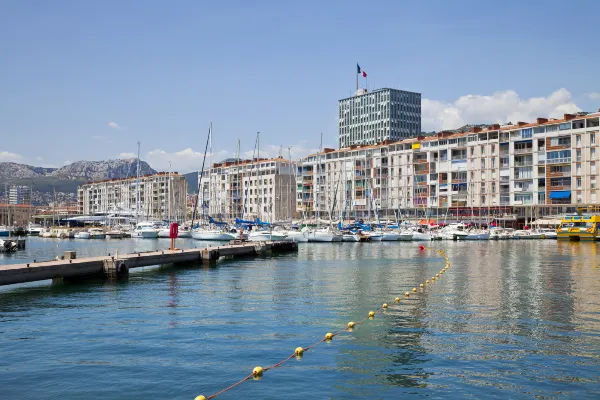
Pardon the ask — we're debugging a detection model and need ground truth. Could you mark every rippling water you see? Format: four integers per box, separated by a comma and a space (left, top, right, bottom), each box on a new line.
1, 238, 599, 399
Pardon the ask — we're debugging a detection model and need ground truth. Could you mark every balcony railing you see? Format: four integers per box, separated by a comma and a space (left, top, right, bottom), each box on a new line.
514, 161, 533, 167
514, 147, 534, 154
546, 157, 571, 164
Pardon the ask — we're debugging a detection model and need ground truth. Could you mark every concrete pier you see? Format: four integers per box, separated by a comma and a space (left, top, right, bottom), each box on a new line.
0, 241, 297, 286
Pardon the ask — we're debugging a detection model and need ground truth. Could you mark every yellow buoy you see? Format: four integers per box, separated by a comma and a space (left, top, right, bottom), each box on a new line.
368, 311, 375, 318
426, 280, 430, 284
195, 396, 206, 400
395, 297, 400, 303
295, 347, 304, 356
382, 303, 388, 309
348, 321, 355, 328
432, 277, 436, 281
404, 292, 410, 297
325, 332, 333, 340
253, 366, 264, 377
420, 283, 424, 288
412, 287, 417, 292
436, 273, 439, 278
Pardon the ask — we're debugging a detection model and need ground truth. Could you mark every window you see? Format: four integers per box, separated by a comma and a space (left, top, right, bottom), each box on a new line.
577, 178, 582, 188
559, 123, 571, 131
592, 162, 597, 174
592, 148, 596, 159
577, 135, 582, 147
550, 136, 571, 146
546, 125, 559, 132
592, 179, 597, 189
470, 147, 474, 156
592, 133, 596, 145
533, 126, 546, 134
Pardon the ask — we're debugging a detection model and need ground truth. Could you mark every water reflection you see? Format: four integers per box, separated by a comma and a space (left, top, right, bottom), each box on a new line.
0, 239, 599, 399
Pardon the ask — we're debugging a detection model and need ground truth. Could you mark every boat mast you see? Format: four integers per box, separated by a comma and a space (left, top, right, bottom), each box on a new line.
288, 146, 293, 222
136, 142, 140, 225
190, 124, 212, 229
167, 161, 171, 223
257, 132, 261, 222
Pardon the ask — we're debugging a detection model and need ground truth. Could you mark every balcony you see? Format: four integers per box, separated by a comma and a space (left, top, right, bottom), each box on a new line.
549, 185, 572, 191
546, 157, 571, 164
514, 147, 533, 155
514, 161, 533, 167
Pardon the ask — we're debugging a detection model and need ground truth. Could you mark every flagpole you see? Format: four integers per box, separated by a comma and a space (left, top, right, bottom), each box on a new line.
356, 62, 358, 93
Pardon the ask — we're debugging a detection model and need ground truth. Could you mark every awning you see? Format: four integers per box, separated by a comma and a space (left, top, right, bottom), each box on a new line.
548, 190, 571, 199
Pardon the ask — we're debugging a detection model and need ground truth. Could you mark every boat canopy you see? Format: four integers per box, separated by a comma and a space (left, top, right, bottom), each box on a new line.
548, 190, 571, 199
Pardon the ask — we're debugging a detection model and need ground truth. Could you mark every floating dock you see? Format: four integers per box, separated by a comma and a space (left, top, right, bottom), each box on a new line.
0, 240, 297, 286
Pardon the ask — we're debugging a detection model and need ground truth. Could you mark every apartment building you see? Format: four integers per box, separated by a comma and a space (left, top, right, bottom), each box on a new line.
296, 111, 600, 220
9, 185, 32, 205
198, 157, 296, 222
338, 88, 422, 148
77, 172, 187, 219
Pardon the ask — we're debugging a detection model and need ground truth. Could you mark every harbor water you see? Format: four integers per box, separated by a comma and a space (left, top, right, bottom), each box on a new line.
1, 238, 599, 399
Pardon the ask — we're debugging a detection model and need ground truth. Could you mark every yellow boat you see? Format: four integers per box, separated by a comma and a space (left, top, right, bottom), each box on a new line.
557, 213, 600, 241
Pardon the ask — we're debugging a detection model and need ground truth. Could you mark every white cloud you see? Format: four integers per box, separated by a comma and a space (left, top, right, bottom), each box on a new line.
588, 92, 600, 101
108, 121, 120, 129
63, 160, 72, 165
146, 147, 213, 172
422, 88, 581, 132
119, 152, 136, 159
0, 150, 24, 162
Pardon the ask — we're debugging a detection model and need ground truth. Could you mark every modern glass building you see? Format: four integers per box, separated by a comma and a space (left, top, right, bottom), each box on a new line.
338, 88, 421, 148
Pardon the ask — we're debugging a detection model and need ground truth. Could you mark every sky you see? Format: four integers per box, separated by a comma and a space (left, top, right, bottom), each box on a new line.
1, 0, 600, 173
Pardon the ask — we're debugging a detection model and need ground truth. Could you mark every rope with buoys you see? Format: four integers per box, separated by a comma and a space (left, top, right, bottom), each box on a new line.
194, 246, 451, 400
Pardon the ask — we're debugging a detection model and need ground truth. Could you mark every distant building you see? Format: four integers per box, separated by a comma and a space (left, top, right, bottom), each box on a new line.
0, 204, 33, 226
338, 88, 422, 148
9, 185, 32, 205
77, 172, 187, 219
198, 157, 296, 222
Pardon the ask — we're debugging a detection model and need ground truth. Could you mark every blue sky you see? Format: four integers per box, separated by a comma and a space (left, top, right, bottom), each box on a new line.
1, 0, 599, 172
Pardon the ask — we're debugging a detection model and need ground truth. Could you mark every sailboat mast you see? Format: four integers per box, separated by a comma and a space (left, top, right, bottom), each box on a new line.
136, 141, 140, 225
167, 161, 171, 223
258, 132, 261, 221
190, 124, 212, 229
288, 146, 292, 221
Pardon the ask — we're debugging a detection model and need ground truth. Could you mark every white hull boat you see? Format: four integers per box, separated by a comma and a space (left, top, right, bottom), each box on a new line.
381, 232, 400, 241
284, 231, 308, 242
465, 232, 490, 240
305, 229, 335, 242
0, 239, 18, 252
192, 230, 236, 241
411, 232, 432, 241
398, 232, 413, 241
157, 229, 171, 238
342, 233, 361, 242
177, 230, 192, 238
74, 231, 91, 239
248, 231, 287, 241
513, 230, 542, 240
106, 230, 124, 239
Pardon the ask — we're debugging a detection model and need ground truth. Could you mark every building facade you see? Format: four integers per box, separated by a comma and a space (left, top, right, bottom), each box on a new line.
77, 172, 187, 219
338, 88, 422, 148
0, 204, 34, 226
9, 185, 32, 205
296, 111, 600, 221
197, 157, 296, 222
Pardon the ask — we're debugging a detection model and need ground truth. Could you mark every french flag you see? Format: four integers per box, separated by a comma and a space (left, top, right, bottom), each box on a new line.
357, 64, 367, 77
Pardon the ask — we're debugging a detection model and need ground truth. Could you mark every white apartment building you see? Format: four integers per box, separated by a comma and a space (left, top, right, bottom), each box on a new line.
297, 111, 600, 220
198, 157, 296, 222
78, 172, 187, 219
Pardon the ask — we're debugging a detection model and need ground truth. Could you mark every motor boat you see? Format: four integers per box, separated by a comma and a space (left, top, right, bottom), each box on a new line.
157, 225, 171, 238
535, 228, 557, 239
106, 230, 124, 239
134, 222, 159, 238
513, 230, 542, 240
0, 226, 10, 237
341, 231, 361, 242
398, 230, 413, 241
247, 230, 287, 241
88, 228, 106, 239
74, 230, 91, 239
464, 230, 490, 240
27, 223, 45, 236
192, 229, 237, 241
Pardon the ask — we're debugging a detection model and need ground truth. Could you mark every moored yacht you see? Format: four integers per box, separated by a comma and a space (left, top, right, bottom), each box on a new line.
134, 222, 159, 238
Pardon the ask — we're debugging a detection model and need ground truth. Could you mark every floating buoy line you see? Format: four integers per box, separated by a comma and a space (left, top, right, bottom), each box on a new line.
194, 247, 451, 400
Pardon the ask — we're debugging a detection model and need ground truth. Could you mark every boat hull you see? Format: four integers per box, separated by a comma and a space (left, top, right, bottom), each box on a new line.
192, 231, 236, 241
381, 233, 400, 241
135, 231, 159, 238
